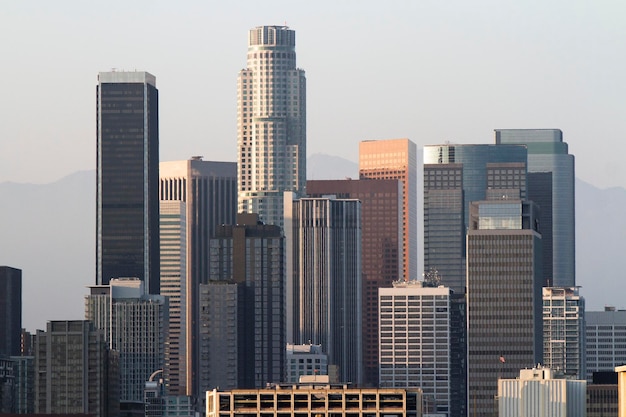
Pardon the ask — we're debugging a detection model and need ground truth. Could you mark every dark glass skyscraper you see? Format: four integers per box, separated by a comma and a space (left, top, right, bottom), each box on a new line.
0, 266, 21, 357
97, 71, 160, 294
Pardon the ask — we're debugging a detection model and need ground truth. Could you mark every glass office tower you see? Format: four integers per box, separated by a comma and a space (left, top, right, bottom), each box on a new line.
97, 71, 160, 294
423, 144, 527, 292
495, 129, 575, 287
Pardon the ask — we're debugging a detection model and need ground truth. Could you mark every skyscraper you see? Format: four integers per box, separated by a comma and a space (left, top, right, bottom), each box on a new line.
379, 281, 452, 415
97, 71, 160, 294
237, 25, 306, 228
85, 278, 167, 404
159, 200, 186, 395
0, 266, 21, 357
359, 138, 417, 282
307, 179, 402, 387
284, 194, 363, 385
542, 287, 585, 379
160, 158, 237, 396
466, 199, 543, 416
423, 144, 528, 292
35, 320, 119, 417
204, 213, 285, 389
495, 128, 575, 287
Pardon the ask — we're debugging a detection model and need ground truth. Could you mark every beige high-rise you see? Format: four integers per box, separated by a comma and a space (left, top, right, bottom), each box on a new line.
359, 138, 417, 282
237, 26, 306, 228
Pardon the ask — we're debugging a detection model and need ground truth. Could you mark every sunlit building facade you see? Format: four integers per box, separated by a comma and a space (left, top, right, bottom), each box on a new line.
237, 26, 306, 228
359, 138, 416, 283
160, 158, 237, 396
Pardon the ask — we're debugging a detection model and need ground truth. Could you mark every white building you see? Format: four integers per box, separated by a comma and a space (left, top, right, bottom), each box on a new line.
237, 26, 307, 228
379, 282, 451, 416
542, 287, 585, 379
285, 344, 328, 383
498, 366, 586, 417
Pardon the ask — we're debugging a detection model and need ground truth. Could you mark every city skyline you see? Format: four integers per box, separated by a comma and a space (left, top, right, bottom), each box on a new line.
1, 1, 625, 190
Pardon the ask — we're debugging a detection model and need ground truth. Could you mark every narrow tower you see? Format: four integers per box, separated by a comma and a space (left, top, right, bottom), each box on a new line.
237, 26, 306, 228
96, 71, 160, 294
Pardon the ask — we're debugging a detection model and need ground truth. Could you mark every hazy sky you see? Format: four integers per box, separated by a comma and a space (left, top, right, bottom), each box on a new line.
1, 0, 625, 189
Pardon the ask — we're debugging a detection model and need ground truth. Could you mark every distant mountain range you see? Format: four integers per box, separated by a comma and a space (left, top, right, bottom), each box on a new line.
1, 153, 624, 331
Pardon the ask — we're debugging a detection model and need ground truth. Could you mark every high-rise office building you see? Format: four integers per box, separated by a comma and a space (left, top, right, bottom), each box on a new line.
586, 307, 626, 382
34, 320, 119, 417
378, 281, 452, 415
202, 213, 285, 390
160, 200, 186, 395
285, 194, 363, 385
466, 199, 543, 416
359, 138, 417, 282
307, 179, 402, 387
0, 266, 21, 357
495, 129, 575, 287
160, 158, 237, 397
237, 25, 306, 228
85, 278, 167, 404
199, 281, 239, 391
543, 287, 585, 380
97, 71, 160, 294
423, 144, 528, 292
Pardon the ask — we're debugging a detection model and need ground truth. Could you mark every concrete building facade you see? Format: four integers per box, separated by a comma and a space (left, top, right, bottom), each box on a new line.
543, 286, 585, 380
379, 282, 452, 416
206, 384, 423, 417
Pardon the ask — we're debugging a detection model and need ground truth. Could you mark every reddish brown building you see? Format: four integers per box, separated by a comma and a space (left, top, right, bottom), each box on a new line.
307, 179, 402, 387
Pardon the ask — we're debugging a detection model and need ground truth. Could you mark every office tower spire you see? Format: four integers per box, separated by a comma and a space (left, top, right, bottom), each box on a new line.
238, 26, 306, 228
97, 71, 160, 294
